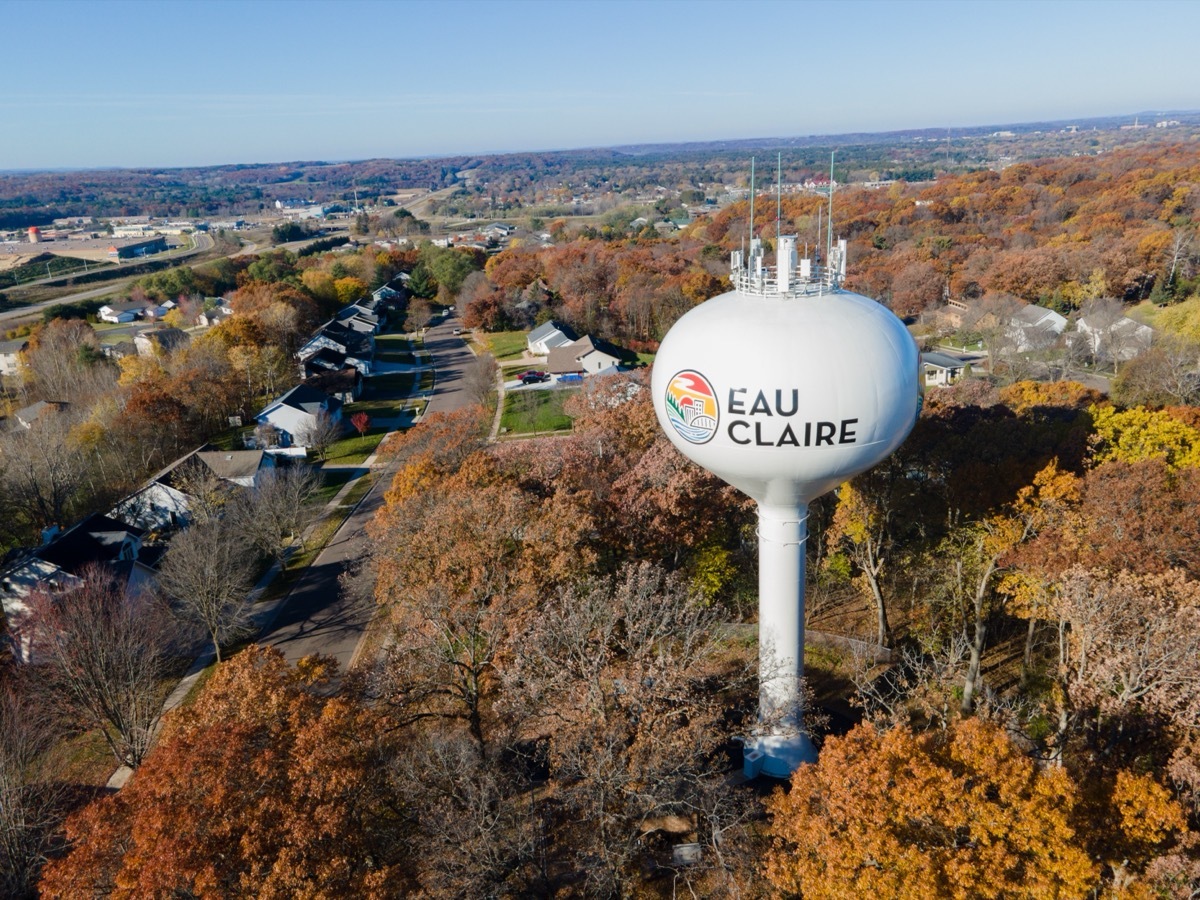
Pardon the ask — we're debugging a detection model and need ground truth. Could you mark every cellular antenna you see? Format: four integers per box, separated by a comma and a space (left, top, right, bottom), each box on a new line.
748, 157, 756, 248
827, 151, 835, 284
776, 152, 782, 250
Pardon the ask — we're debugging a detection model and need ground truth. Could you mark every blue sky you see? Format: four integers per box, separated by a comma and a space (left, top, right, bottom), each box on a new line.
3, 0, 1199, 170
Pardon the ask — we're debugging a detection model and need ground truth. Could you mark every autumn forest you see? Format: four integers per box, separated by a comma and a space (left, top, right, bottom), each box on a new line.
4, 136, 1200, 897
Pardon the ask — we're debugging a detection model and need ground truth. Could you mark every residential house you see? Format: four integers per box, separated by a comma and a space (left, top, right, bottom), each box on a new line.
255, 383, 343, 449
371, 284, 403, 304
103, 341, 137, 360
135, 327, 191, 357
1077, 314, 1154, 363
0, 338, 28, 377
198, 304, 234, 328
922, 351, 967, 387
296, 321, 374, 375
302, 347, 351, 377
547, 335, 631, 376
111, 445, 275, 531
1008, 304, 1068, 352
335, 303, 381, 335
99, 300, 154, 324
0, 514, 153, 663
303, 367, 363, 404
527, 320, 579, 356
13, 400, 68, 429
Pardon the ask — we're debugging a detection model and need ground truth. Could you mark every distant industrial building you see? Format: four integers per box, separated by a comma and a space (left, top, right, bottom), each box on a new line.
40, 236, 168, 263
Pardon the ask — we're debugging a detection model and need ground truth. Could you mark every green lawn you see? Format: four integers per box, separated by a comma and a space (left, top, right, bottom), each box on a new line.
208, 424, 256, 451
312, 468, 355, 505
320, 427, 387, 464
481, 330, 528, 360
376, 350, 416, 363
345, 397, 403, 417
500, 389, 574, 435
375, 333, 413, 350
366, 372, 414, 394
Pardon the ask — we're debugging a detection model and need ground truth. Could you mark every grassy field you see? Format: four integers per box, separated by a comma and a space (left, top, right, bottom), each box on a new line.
321, 427, 387, 464
500, 388, 574, 435
480, 330, 528, 361
1127, 300, 1164, 328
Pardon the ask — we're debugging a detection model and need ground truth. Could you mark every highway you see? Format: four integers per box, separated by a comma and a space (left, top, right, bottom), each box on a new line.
0, 231, 215, 325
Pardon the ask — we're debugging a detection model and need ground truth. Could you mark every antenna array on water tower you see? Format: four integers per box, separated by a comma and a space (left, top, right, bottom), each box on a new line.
653, 156, 920, 778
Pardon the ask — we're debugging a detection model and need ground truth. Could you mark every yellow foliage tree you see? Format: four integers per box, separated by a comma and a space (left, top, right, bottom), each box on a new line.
1089, 403, 1200, 469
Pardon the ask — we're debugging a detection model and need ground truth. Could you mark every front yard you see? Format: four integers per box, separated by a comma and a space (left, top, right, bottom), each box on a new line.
478, 330, 529, 361
500, 388, 574, 435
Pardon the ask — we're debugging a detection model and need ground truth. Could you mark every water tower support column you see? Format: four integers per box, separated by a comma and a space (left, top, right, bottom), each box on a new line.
749, 502, 818, 777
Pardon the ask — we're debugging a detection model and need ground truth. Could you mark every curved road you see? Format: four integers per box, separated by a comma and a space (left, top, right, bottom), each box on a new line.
258, 311, 475, 670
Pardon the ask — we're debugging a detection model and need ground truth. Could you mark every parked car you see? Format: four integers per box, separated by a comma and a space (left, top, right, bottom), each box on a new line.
557, 373, 583, 384
521, 373, 547, 385
518, 370, 546, 380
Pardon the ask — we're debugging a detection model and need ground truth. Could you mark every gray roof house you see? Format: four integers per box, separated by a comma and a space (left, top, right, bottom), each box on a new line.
255, 384, 343, 450
547, 335, 631, 376
527, 320, 579, 356
135, 327, 191, 357
922, 351, 967, 386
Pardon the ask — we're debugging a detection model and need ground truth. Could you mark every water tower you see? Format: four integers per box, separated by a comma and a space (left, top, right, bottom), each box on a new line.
652, 235, 920, 778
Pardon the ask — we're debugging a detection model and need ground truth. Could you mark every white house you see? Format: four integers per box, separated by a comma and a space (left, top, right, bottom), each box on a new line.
0, 338, 28, 377
198, 304, 234, 328
1008, 304, 1068, 352
1077, 314, 1154, 363
527, 320, 579, 356
256, 384, 343, 449
922, 351, 967, 386
99, 300, 153, 324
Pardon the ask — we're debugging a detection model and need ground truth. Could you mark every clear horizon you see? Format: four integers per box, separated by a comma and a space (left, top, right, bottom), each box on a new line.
4, 0, 1200, 171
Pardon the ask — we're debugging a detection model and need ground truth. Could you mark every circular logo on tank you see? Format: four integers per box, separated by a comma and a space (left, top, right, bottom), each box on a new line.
664, 370, 719, 444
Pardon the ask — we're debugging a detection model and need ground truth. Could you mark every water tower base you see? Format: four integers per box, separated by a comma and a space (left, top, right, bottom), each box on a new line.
743, 733, 818, 779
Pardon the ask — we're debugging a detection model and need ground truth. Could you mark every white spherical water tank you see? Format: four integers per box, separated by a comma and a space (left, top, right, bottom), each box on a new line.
652, 237, 920, 777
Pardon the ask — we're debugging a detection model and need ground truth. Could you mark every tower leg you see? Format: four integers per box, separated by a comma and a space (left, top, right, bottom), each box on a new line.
746, 503, 817, 778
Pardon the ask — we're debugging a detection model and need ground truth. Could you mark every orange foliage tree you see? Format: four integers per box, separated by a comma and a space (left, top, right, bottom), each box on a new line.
39, 647, 413, 898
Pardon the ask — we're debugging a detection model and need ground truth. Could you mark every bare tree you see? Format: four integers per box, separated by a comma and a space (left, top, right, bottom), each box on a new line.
0, 683, 69, 899
499, 563, 751, 895
0, 409, 89, 534
377, 583, 505, 752
170, 456, 232, 525
299, 411, 343, 461
228, 465, 321, 562
1111, 335, 1200, 407
19, 318, 118, 404
465, 351, 497, 409
157, 521, 256, 661
28, 565, 176, 768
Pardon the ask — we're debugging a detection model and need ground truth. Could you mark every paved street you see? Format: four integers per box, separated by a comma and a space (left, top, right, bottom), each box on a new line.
257, 311, 474, 669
